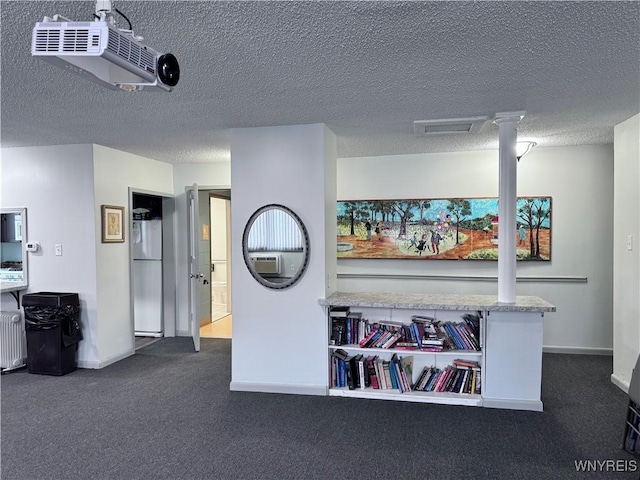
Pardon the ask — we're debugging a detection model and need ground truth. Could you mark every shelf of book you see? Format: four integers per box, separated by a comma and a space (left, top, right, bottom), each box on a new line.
327, 305, 484, 406
320, 292, 556, 411
328, 387, 483, 406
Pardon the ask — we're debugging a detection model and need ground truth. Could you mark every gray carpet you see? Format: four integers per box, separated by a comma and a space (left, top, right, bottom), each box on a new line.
1, 338, 637, 480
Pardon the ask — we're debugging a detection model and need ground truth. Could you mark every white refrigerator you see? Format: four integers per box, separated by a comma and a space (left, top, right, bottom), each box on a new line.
132, 219, 163, 336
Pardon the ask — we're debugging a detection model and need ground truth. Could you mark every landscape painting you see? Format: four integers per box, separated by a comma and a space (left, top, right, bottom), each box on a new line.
337, 197, 551, 261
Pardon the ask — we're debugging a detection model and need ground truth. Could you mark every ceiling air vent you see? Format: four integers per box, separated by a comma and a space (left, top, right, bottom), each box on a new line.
413, 116, 488, 136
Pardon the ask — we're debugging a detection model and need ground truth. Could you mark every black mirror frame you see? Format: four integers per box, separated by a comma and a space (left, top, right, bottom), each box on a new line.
242, 204, 310, 290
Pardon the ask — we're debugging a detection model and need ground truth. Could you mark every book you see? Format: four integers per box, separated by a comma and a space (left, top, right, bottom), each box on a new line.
338, 359, 346, 387
366, 355, 379, 389
345, 355, 356, 390
411, 315, 435, 323
329, 306, 350, 317
331, 358, 340, 387
461, 323, 481, 350
413, 366, 430, 391
388, 358, 399, 390
332, 348, 349, 361
454, 369, 467, 393
458, 368, 468, 393
372, 330, 393, 348
381, 332, 402, 349
425, 367, 441, 391
390, 354, 401, 391
436, 366, 454, 392
443, 322, 465, 349
402, 356, 414, 389
350, 354, 363, 388
382, 361, 393, 390
453, 358, 480, 369
457, 322, 479, 350
330, 318, 345, 346
471, 369, 478, 394
375, 359, 387, 389
436, 324, 455, 350
462, 313, 481, 337
359, 328, 380, 348
376, 319, 404, 328
357, 354, 366, 389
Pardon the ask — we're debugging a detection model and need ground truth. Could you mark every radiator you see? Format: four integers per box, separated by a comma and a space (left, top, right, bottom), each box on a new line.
0, 311, 25, 372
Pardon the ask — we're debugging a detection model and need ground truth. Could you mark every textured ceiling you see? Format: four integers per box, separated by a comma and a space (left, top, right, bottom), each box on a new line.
1, 1, 639, 164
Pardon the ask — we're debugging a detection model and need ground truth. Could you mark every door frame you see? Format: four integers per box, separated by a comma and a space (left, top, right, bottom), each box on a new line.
186, 184, 201, 351
128, 188, 177, 345
209, 191, 232, 323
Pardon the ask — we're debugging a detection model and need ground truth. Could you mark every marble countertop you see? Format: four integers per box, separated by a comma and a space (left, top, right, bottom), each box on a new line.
318, 291, 556, 313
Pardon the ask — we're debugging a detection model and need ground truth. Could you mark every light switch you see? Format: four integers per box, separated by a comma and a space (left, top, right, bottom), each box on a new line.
628, 235, 634, 252
55, 244, 63, 256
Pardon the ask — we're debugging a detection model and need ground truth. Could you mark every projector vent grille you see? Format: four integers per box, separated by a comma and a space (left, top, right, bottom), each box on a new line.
34, 27, 101, 53
63, 29, 89, 52
107, 31, 156, 74
34, 30, 61, 52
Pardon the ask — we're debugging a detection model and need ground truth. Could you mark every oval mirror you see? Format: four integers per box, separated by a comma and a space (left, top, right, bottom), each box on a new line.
242, 204, 310, 290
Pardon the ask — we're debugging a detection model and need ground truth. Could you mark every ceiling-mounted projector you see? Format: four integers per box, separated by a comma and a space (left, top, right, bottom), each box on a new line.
31, 10, 179, 92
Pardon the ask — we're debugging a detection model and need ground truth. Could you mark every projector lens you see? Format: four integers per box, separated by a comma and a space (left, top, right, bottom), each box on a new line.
158, 53, 180, 87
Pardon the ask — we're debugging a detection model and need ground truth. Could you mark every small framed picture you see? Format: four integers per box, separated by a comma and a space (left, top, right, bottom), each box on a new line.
101, 205, 125, 243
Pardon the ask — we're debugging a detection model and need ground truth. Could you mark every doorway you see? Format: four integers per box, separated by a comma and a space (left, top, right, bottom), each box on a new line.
200, 190, 232, 339
129, 189, 176, 351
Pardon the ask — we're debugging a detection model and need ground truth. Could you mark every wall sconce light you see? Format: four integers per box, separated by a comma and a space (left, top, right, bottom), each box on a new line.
516, 141, 537, 161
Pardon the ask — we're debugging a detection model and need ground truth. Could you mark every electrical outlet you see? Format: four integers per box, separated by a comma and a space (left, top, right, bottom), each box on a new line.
55, 244, 63, 256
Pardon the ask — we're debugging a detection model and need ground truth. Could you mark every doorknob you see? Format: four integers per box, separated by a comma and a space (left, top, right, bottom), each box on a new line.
190, 273, 204, 279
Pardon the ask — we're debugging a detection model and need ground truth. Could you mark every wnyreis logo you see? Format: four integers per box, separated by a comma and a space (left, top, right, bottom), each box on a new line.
574, 459, 637, 472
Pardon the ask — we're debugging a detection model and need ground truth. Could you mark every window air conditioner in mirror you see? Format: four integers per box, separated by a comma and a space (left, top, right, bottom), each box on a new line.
249, 254, 281, 275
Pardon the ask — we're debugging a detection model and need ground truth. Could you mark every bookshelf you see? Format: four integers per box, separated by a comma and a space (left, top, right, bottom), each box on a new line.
319, 292, 556, 411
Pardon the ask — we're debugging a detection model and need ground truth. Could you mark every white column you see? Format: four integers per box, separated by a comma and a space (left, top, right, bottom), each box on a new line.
494, 111, 525, 303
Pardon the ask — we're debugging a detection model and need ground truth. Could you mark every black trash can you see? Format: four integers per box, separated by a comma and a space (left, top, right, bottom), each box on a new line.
23, 292, 82, 376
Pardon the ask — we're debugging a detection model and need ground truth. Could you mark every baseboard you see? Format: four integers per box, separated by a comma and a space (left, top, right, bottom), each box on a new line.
77, 349, 134, 369
229, 381, 328, 397
77, 359, 100, 369
543, 346, 613, 356
483, 398, 543, 412
611, 373, 630, 394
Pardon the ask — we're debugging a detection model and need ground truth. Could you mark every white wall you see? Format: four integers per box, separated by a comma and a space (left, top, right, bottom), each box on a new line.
337, 144, 614, 354
92, 145, 173, 366
0, 145, 100, 365
612, 113, 640, 391
230, 124, 336, 394
172, 163, 231, 335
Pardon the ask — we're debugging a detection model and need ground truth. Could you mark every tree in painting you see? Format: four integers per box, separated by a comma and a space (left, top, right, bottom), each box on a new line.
392, 200, 420, 239
446, 199, 472, 244
340, 201, 367, 235
417, 200, 431, 224
517, 197, 551, 259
